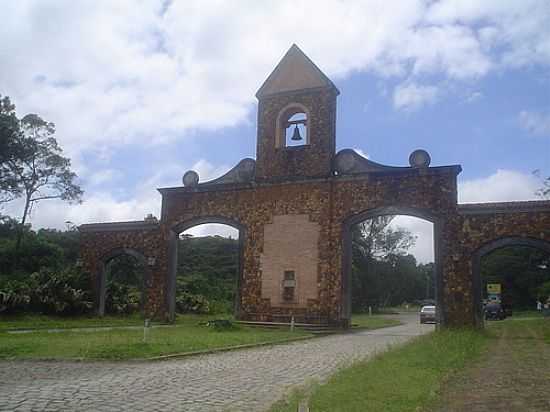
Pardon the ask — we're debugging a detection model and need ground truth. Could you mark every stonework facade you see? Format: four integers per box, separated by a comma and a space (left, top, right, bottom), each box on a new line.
79, 45, 550, 328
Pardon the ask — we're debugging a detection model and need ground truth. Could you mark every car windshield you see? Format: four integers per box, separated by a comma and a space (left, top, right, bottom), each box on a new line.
421, 306, 435, 313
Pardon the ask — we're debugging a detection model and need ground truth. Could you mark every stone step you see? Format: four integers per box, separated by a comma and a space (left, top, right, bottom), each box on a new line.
235, 320, 341, 334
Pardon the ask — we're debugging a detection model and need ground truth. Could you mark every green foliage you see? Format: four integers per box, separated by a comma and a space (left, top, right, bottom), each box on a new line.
0, 234, 64, 277
175, 291, 210, 314
176, 235, 239, 313
28, 268, 92, 315
481, 246, 550, 309
0, 95, 83, 269
0, 280, 31, 313
0, 95, 24, 202
351, 216, 434, 311
0, 219, 83, 278
103, 254, 144, 315
0, 267, 92, 315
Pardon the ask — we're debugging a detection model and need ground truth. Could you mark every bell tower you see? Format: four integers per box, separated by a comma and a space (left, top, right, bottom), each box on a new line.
255, 45, 339, 181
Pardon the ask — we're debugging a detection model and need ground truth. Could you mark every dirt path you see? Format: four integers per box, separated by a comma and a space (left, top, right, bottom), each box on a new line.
432, 319, 550, 412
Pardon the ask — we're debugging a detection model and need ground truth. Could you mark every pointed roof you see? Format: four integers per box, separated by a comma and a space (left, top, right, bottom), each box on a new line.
256, 44, 339, 98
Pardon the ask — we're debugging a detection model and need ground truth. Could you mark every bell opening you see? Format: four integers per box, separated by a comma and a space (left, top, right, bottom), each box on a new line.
285, 113, 307, 147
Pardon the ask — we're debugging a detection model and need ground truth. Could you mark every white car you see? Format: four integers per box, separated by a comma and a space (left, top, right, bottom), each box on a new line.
420, 305, 436, 324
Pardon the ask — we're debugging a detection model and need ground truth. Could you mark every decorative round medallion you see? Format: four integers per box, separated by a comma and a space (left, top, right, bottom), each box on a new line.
182, 170, 199, 187
409, 149, 431, 168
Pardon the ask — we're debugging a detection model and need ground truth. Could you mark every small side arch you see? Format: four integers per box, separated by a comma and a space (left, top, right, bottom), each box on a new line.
166, 216, 246, 321
341, 206, 444, 326
471, 236, 550, 327
97, 247, 150, 317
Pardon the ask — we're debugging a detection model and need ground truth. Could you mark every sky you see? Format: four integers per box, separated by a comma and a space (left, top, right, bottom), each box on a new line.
1, 0, 549, 263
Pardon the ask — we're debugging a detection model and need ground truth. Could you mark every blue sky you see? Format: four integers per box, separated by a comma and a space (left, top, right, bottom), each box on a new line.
1, 1, 549, 261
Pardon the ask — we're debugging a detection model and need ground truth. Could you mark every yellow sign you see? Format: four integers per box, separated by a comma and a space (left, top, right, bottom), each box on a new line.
487, 283, 501, 294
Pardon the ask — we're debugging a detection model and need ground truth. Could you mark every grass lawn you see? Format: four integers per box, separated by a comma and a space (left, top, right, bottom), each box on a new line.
0, 314, 312, 360
351, 313, 402, 329
0, 313, 151, 331
427, 317, 550, 411
270, 329, 488, 412
0, 313, 235, 331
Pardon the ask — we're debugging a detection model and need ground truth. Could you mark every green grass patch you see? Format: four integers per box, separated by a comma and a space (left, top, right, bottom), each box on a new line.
270, 329, 488, 412
0, 313, 150, 331
486, 317, 550, 342
351, 314, 401, 329
0, 318, 311, 360
0, 312, 237, 332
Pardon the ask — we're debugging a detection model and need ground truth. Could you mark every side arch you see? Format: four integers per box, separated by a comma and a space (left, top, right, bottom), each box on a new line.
97, 247, 150, 317
471, 236, 550, 327
341, 206, 444, 326
167, 216, 246, 321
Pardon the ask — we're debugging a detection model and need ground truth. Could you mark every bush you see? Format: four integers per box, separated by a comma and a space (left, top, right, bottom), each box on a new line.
29, 268, 92, 315
0, 267, 92, 315
175, 292, 210, 314
0, 280, 31, 313
105, 281, 141, 315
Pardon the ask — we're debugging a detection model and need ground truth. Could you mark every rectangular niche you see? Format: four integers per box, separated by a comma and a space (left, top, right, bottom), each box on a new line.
260, 214, 320, 306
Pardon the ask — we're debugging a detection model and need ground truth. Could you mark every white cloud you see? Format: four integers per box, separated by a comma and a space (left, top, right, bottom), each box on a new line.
466, 91, 483, 103
393, 83, 439, 111
87, 169, 123, 186
458, 169, 539, 203
519, 110, 550, 137
191, 160, 231, 183
1, 1, 549, 161
185, 224, 239, 239
0, 158, 230, 229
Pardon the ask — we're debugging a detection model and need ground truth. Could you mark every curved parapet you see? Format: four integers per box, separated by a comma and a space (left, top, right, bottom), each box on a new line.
333, 148, 433, 176
333, 149, 408, 175
202, 158, 256, 186
181, 158, 256, 188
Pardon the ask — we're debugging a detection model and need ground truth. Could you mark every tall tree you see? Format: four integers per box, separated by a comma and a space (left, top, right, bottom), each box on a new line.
0, 95, 24, 203
0, 96, 83, 259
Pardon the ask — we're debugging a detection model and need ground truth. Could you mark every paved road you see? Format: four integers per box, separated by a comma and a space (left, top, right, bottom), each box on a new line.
0, 314, 432, 412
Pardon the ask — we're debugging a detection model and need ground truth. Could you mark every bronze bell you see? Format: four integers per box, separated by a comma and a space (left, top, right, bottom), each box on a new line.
291, 125, 302, 141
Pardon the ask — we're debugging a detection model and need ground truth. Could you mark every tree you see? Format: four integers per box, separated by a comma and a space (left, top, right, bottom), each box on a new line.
352, 215, 416, 261
351, 216, 422, 311
0, 95, 24, 203
0, 96, 83, 259
533, 169, 550, 199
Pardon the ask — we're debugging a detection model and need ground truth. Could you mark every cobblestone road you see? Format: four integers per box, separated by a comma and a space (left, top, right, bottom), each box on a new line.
0, 314, 432, 411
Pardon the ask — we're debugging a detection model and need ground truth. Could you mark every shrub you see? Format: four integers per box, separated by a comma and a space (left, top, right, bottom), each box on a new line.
175, 292, 210, 314
28, 267, 93, 315
0, 280, 31, 313
105, 281, 141, 315
0, 267, 92, 315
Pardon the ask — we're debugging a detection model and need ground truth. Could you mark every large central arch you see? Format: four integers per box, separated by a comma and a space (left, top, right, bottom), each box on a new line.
342, 206, 443, 326
471, 236, 550, 327
167, 216, 246, 321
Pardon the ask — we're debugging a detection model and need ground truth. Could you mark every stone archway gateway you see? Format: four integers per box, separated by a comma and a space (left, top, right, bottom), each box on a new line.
79, 45, 550, 327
